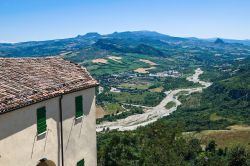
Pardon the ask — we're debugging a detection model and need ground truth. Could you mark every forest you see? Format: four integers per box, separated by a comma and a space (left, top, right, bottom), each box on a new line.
97, 121, 250, 166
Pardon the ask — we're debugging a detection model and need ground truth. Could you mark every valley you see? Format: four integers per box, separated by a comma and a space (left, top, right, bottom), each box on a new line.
96, 68, 211, 132
1, 31, 250, 165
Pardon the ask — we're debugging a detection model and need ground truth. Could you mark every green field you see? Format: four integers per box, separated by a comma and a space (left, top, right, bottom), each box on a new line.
111, 91, 165, 107
102, 103, 125, 114
119, 83, 152, 90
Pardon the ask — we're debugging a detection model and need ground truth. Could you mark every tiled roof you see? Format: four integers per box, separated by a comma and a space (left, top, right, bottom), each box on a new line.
0, 57, 98, 114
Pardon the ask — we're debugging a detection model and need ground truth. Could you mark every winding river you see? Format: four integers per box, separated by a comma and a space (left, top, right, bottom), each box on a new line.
96, 68, 212, 132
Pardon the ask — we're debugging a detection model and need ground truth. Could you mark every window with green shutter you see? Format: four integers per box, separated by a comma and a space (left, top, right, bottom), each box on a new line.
75, 95, 83, 118
77, 159, 84, 166
37, 107, 47, 135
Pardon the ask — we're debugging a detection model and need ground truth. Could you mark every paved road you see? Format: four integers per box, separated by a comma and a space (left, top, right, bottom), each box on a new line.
96, 68, 212, 132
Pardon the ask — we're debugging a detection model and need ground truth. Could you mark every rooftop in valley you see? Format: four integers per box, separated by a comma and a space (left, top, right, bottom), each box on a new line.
0, 57, 98, 114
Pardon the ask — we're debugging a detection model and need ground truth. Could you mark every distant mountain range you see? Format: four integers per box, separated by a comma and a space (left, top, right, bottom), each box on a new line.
0, 31, 250, 57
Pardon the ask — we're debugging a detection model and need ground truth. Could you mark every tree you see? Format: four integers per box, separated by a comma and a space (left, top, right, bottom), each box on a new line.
185, 139, 202, 160
228, 146, 248, 166
205, 140, 217, 153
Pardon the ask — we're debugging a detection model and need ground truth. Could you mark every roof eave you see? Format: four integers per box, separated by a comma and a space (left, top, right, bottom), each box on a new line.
0, 82, 99, 115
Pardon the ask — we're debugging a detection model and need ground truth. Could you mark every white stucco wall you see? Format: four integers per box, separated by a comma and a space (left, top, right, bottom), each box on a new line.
0, 87, 97, 166
62, 88, 97, 166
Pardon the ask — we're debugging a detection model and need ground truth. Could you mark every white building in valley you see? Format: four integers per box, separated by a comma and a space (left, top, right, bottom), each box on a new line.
0, 57, 98, 166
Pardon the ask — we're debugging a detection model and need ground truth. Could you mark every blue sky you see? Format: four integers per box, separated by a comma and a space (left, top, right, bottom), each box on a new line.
0, 0, 250, 42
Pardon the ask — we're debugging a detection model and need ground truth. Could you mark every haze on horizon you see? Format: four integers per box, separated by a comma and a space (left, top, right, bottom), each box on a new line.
1, 0, 250, 42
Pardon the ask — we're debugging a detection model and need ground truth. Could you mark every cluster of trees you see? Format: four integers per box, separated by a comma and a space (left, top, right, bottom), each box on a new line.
97, 90, 165, 107
97, 107, 143, 124
97, 92, 117, 105
163, 77, 200, 91
97, 122, 250, 166
142, 92, 165, 106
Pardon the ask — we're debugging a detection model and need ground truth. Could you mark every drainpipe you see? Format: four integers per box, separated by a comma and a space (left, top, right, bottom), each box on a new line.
59, 95, 64, 166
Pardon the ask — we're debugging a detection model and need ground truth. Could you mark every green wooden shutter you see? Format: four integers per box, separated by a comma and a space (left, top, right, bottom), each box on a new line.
77, 159, 84, 166
75, 96, 83, 118
37, 107, 47, 134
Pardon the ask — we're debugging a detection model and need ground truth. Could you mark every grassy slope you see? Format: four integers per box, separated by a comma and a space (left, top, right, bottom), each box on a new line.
186, 125, 250, 151
220, 71, 250, 90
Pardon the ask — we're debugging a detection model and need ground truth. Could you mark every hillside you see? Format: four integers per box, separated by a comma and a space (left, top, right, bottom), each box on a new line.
1, 31, 250, 59
1, 31, 250, 165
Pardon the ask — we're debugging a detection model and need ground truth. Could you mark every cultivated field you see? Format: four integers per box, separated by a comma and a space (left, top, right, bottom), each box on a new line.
134, 67, 156, 73
108, 56, 122, 62
139, 59, 158, 66
92, 58, 108, 64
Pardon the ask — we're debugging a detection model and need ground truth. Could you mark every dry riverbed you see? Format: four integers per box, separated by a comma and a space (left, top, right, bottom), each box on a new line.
96, 68, 212, 132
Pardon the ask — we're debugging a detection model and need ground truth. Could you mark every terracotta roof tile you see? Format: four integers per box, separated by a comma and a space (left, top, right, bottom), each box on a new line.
0, 57, 98, 114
